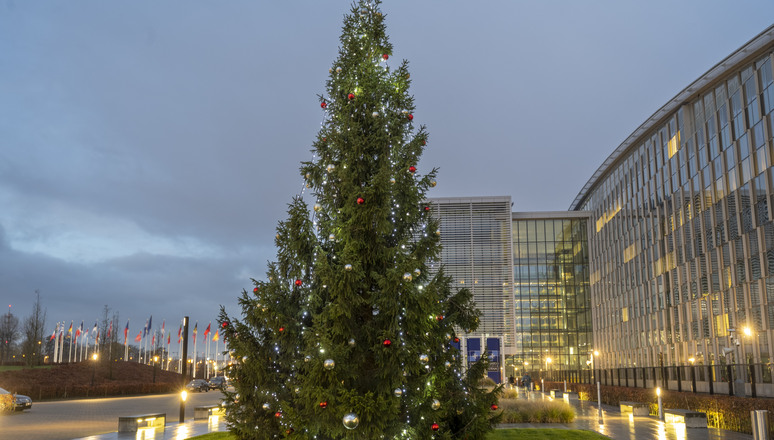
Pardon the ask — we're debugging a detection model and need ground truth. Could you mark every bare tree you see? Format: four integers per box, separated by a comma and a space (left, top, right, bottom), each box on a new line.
21, 290, 47, 367
0, 308, 20, 365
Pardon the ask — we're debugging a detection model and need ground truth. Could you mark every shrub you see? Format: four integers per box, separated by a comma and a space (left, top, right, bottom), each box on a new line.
498, 398, 575, 423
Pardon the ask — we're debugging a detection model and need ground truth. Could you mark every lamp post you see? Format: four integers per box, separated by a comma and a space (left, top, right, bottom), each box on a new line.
688, 357, 696, 393
91, 353, 99, 387
728, 328, 745, 397
656, 387, 663, 420
153, 355, 159, 384
180, 316, 189, 423
591, 350, 601, 419
546, 357, 552, 382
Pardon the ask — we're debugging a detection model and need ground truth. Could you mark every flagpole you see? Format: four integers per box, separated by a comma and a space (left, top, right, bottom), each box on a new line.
52, 322, 59, 364
68, 322, 73, 363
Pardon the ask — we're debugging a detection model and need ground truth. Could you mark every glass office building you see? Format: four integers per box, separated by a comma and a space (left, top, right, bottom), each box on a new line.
508, 213, 592, 382
571, 24, 774, 394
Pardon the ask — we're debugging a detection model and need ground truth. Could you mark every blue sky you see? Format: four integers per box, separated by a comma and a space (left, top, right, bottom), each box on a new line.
1, 0, 773, 352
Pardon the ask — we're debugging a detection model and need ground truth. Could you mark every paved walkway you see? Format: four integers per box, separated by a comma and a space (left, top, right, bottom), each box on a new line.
501, 389, 753, 440
73, 391, 756, 440
73, 415, 226, 440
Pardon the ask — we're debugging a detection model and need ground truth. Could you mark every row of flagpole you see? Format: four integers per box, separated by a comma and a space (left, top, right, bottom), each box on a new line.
48, 317, 224, 377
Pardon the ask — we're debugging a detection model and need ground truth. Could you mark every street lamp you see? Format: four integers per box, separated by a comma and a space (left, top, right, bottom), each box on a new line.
546, 357, 552, 381
591, 350, 601, 419
728, 328, 745, 397
153, 355, 159, 384
91, 353, 99, 387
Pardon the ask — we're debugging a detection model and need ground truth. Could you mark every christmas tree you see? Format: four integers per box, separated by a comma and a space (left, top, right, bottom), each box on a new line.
219, 1, 501, 438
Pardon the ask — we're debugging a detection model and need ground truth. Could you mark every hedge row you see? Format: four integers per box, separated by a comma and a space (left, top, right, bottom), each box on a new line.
544, 381, 774, 436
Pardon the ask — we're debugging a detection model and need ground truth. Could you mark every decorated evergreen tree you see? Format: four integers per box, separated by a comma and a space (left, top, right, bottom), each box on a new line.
219, 1, 501, 438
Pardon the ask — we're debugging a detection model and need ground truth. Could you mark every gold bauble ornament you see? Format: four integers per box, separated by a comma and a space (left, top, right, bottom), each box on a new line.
430, 180, 437, 187
314, 204, 322, 212
345, 264, 353, 271
403, 273, 413, 281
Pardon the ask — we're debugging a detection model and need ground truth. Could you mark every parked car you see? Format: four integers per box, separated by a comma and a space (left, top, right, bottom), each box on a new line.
185, 379, 210, 392
0, 387, 32, 411
208, 376, 228, 390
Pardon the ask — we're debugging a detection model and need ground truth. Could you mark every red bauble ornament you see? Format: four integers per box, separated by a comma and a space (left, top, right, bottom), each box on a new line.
382, 54, 389, 60
453, 337, 460, 343
295, 279, 303, 286
424, 206, 430, 212
408, 114, 414, 121
431, 423, 440, 431
274, 411, 282, 418
383, 339, 392, 347
319, 401, 328, 409
279, 327, 285, 332
253, 287, 259, 293
491, 404, 498, 411
422, 139, 427, 146
357, 197, 365, 205
322, 137, 327, 142
348, 93, 355, 100
286, 429, 294, 435
320, 102, 327, 109
436, 315, 444, 321
221, 321, 229, 329
409, 166, 416, 173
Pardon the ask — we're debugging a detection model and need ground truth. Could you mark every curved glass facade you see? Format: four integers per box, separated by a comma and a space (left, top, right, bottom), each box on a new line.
573, 25, 774, 392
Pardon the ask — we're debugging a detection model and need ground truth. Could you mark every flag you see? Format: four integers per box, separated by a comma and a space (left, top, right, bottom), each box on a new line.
167, 333, 171, 344
148, 315, 152, 332
213, 330, 219, 342
50, 323, 58, 341
68, 322, 73, 334
151, 332, 156, 346
135, 332, 142, 342
107, 321, 113, 339
76, 321, 83, 338
177, 324, 182, 343
92, 322, 98, 335
96, 330, 100, 344
161, 320, 165, 337
124, 320, 129, 344
204, 322, 211, 338
193, 322, 198, 344
142, 319, 148, 338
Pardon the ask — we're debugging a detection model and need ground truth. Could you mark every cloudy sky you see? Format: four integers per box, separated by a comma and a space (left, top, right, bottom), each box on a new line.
2, 1, 773, 354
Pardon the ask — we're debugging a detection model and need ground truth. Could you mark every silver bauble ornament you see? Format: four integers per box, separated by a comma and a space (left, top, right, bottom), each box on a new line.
305, 172, 311, 179
402, 109, 408, 115
394, 388, 403, 397
419, 354, 429, 364
372, 111, 379, 118
390, 177, 396, 184
262, 403, 270, 410
242, 356, 248, 363
414, 269, 421, 276
432, 399, 441, 410
323, 359, 335, 370
336, 67, 342, 73
304, 355, 312, 363
326, 164, 336, 173
328, 234, 335, 241
345, 264, 353, 271
403, 273, 413, 281
343, 412, 360, 430
444, 361, 451, 368
349, 338, 356, 347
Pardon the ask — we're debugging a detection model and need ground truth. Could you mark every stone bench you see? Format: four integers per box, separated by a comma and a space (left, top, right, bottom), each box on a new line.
549, 389, 564, 398
118, 413, 166, 433
664, 409, 707, 428
619, 401, 649, 416
194, 404, 225, 420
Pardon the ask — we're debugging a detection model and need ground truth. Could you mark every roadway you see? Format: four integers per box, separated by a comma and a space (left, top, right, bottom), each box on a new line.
0, 390, 225, 440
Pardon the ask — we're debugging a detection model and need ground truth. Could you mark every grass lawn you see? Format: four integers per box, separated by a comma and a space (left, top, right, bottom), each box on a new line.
189, 428, 608, 440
